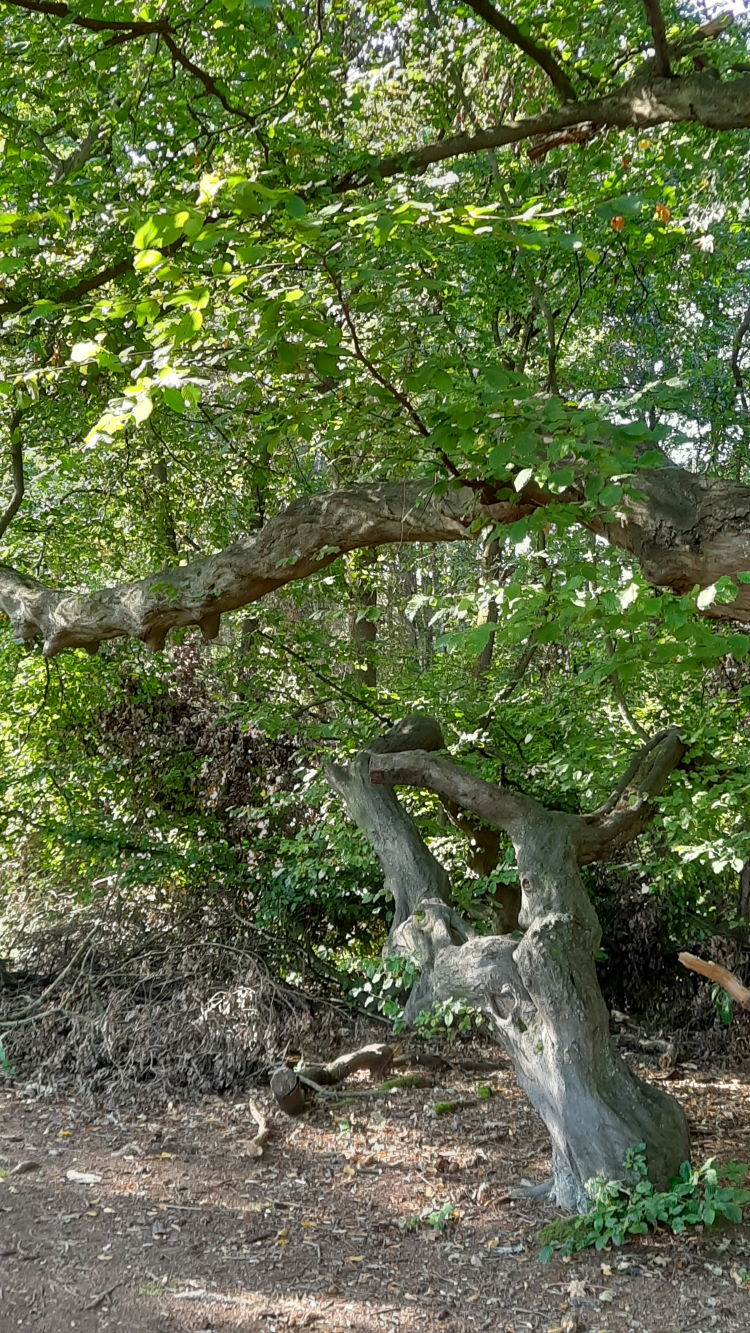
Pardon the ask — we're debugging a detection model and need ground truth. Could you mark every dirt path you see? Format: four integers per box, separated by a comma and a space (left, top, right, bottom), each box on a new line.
1, 1053, 750, 1332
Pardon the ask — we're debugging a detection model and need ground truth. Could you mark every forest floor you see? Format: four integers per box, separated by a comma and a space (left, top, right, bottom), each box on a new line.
2, 1051, 750, 1333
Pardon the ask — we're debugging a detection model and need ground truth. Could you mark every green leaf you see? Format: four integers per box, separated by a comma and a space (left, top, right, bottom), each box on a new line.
133, 248, 163, 271
285, 195, 307, 220
181, 211, 206, 239
162, 387, 185, 414
172, 310, 203, 344
134, 218, 160, 249
598, 483, 622, 507
132, 395, 153, 424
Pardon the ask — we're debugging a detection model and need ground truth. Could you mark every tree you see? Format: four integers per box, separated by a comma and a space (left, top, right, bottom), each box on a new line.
327, 714, 690, 1210
2, 0, 750, 1208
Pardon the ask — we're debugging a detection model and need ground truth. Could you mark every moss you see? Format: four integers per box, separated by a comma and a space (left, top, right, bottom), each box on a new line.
377, 1074, 430, 1090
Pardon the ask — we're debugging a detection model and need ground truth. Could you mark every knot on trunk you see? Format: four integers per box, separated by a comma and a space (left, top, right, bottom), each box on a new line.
387, 898, 472, 967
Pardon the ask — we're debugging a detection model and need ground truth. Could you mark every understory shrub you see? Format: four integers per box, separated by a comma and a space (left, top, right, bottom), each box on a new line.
539, 1146, 750, 1261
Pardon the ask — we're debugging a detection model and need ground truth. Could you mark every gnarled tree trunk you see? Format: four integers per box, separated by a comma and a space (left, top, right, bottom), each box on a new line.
326, 717, 690, 1212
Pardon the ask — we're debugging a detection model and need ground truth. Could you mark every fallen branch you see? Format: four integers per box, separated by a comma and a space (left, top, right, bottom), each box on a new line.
270, 1042, 396, 1115
679, 951, 750, 1008
296, 1041, 395, 1086
245, 1099, 270, 1157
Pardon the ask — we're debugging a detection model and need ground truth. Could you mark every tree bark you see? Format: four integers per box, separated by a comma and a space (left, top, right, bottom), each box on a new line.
327, 718, 691, 1212
325, 715, 456, 929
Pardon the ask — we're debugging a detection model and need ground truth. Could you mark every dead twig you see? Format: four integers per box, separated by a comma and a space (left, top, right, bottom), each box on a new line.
84, 1280, 122, 1311
245, 1099, 270, 1157
0, 924, 100, 1023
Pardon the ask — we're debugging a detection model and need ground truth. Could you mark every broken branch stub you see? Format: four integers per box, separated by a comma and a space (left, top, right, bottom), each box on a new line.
679, 951, 750, 1009
270, 1066, 306, 1116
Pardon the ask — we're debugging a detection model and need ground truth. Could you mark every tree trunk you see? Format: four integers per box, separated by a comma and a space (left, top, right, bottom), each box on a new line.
496, 812, 688, 1211
472, 537, 504, 679
349, 591, 378, 688
738, 860, 750, 925
327, 717, 691, 1212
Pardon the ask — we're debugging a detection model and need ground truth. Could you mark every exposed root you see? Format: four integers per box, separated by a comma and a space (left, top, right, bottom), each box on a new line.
507, 1176, 554, 1200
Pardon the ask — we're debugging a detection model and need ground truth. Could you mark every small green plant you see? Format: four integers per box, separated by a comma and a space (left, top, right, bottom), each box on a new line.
402, 1202, 457, 1233
539, 1146, 750, 1262
413, 995, 484, 1036
425, 1203, 456, 1232
0, 1039, 14, 1078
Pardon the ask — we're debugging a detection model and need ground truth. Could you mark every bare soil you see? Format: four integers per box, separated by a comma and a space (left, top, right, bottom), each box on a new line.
2, 1052, 750, 1333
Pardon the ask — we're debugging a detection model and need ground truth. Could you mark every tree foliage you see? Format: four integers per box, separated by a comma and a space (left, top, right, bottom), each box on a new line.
1, 0, 750, 1009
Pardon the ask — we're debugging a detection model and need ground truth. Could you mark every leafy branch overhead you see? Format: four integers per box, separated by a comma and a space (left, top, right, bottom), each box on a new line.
1, 0, 750, 663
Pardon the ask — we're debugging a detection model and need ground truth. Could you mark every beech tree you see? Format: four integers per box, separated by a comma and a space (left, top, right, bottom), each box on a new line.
2, 0, 750, 1207
327, 715, 691, 1209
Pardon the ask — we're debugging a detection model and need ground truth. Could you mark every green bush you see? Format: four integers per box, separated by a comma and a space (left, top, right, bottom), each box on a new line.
539, 1146, 750, 1261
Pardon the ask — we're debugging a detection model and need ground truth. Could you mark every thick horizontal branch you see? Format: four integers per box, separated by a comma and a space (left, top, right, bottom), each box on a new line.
4, 444, 750, 654
335, 70, 750, 189
0, 481, 473, 656
460, 0, 578, 102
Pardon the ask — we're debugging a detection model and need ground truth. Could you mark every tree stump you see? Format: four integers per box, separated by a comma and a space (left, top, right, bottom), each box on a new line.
270, 1066, 306, 1116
